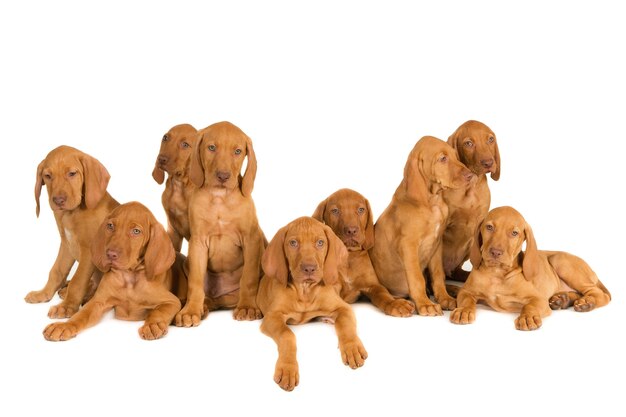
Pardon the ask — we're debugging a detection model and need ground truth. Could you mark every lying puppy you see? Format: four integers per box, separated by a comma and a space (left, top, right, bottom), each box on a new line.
370, 136, 474, 316
152, 123, 198, 252
27, 145, 120, 318
450, 206, 611, 330
442, 120, 500, 282
313, 188, 415, 317
257, 217, 368, 391
43, 202, 186, 341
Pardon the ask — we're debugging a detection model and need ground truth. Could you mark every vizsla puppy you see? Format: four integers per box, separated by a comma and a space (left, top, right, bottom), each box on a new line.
442, 120, 501, 282
313, 188, 415, 317
450, 206, 611, 330
43, 202, 185, 341
152, 123, 198, 252
26, 146, 120, 318
176, 121, 266, 326
369, 136, 474, 316
257, 217, 368, 391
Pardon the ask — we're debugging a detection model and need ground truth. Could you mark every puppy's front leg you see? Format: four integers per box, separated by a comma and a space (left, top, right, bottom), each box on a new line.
176, 236, 208, 327
234, 232, 264, 321
261, 312, 299, 391
450, 289, 478, 325
48, 254, 97, 319
43, 294, 111, 341
399, 242, 442, 316
333, 305, 368, 369
427, 243, 456, 310
25, 243, 74, 304
515, 298, 550, 331
140, 290, 182, 340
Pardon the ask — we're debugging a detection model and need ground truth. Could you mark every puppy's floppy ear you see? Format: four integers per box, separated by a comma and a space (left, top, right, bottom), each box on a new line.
91, 219, 111, 273
312, 198, 328, 223
152, 159, 165, 185
144, 220, 176, 280
447, 129, 465, 164
80, 153, 111, 210
262, 225, 289, 286
491, 136, 501, 181
469, 220, 484, 268
521, 221, 540, 281
362, 197, 375, 251
322, 224, 348, 286
240, 136, 257, 197
35, 159, 45, 218
403, 152, 428, 202
189, 131, 205, 187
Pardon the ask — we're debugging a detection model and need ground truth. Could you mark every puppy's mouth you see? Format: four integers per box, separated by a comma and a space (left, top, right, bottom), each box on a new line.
342, 238, 362, 251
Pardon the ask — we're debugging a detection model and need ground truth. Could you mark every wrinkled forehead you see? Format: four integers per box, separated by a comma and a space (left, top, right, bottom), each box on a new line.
167, 125, 198, 143
286, 219, 326, 241
202, 125, 247, 146
108, 205, 152, 228
42, 152, 82, 172
486, 208, 524, 229
461, 123, 494, 140
328, 190, 366, 208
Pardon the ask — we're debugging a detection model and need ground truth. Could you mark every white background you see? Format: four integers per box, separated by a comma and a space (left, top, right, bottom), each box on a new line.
2, 1, 624, 416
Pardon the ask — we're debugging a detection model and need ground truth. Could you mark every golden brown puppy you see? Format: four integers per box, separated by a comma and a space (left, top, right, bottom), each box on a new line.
152, 123, 198, 252
450, 206, 611, 330
442, 120, 501, 282
313, 188, 415, 317
176, 121, 266, 326
43, 202, 185, 341
26, 146, 120, 318
257, 217, 368, 391
369, 136, 474, 316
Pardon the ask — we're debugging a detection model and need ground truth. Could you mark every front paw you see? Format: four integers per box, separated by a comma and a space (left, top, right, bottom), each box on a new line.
340, 339, 368, 369
437, 296, 457, 311
139, 321, 169, 340
549, 292, 571, 310
415, 300, 443, 316
233, 305, 263, 321
384, 299, 415, 317
515, 313, 542, 331
450, 307, 475, 324
174, 305, 203, 327
24, 289, 54, 304
274, 359, 299, 391
48, 301, 78, 318
43, 322, 78, 341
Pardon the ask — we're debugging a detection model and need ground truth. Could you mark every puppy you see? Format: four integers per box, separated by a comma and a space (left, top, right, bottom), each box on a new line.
442, 120, 501, 282
43, 202, 185, 341
152, 123, 198, 252
176, 121, 266, 326
257, 217, 368, 391
313, 188, 415, 317
450, 206, 611, 330
27, 145, 120, 318
369, 136, 474, 316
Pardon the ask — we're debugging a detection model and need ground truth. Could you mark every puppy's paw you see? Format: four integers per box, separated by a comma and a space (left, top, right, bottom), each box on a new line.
48, 301, 78, 319
515, 313, 542, 331
384, 299, 415, 317
416, 301, 443, 316
274, 360, 299, 392
233, 305, 263, 321
174, 306, 203, 327
573, 296, 596, 312
139, 321, 169, 340
549, 292, 571, 310
340, 339, 368, 369
24, 289, 54, 304
450, 307, 475, 324
437, 296, 457, 311
43, 322, 78, 341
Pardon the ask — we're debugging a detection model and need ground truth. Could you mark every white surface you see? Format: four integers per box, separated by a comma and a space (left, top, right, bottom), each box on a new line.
2, 1, 624, 416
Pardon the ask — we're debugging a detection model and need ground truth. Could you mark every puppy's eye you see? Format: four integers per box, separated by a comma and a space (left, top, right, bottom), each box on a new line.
106, 223, 114, 231
439, 155, 448, 163
331, 208, 340, 215
464, 140, 474, 148
485, 224, 494, 232
131, 228, 142, 236
316, 239, 325, 248
181, 142, 190, 149
357, 207, 365, 215
289, 239, 298, 247
208, 144, 216, 151
43, 174, 52, 180
234, 148, 242, 155
162, 134, 168, 142
68, 171, 77, 177
488, 136, 495, 144
511, 230, 519, 237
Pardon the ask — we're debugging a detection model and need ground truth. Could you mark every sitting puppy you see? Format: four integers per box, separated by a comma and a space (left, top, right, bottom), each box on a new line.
450, 206, 611, 330
27, 145, 120, 318
313, 188, 415, 317
442, 120, 500, 282
257, 217, 368, 392
43, 202, 186, 341
152, 123, 198, 252
369, 136, 474, 316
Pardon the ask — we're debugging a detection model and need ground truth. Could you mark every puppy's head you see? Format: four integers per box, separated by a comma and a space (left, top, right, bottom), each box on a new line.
470, 206, 539, 279
152, 123, 198, 184
92, 202, 175, 280
189, 121, 257, 196
262, 217, 348, 288
403, 136, 474, 201
448, 120, 500, 180
35, 146, 110, 217
312, 188, 375, 251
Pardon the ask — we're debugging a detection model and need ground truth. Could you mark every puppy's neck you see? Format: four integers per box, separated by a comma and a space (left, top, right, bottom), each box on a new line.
291, 278, 320, 302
